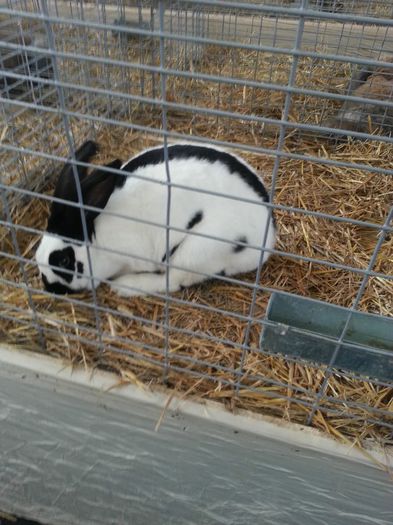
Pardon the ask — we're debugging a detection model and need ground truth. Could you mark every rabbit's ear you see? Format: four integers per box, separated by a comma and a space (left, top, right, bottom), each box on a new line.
54, 140, 99, 199
48, 157, 122, 242
81, 159, 123, 221
73, 141, 99, 181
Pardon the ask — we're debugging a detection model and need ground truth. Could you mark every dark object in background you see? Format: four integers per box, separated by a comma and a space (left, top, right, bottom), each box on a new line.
316, 0, 344, 12
323, 57, 393, 139
111, 17, 152, 44
282, 0, 344, 11
0, 27, 53, 99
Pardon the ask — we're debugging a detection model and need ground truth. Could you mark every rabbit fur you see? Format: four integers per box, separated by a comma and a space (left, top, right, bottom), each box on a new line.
35, 141, 276, 297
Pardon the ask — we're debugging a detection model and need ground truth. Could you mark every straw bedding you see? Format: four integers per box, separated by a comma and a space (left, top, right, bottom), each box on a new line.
1, 32, 392, 453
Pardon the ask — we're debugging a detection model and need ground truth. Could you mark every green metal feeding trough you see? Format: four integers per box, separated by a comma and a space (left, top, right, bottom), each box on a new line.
260, 294, 393, 382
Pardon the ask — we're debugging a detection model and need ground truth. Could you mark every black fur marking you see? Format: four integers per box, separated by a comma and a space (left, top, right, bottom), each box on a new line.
53, 141, 100, 200
42, 274, 75, 295
233, 236, 248, 253
121, 145, 270, 202
48, 158, 124, 242
161, 243, 180, 263
77, 261, 84, 278
76, 140, 99, 163
186, 211, 203, 230
49, 246, 75, 283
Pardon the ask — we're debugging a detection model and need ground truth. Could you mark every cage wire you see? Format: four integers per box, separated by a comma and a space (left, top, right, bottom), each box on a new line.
0, 0, 392, 452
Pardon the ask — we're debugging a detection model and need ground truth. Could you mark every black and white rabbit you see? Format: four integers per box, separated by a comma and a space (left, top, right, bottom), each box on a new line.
35, 140, 276, 297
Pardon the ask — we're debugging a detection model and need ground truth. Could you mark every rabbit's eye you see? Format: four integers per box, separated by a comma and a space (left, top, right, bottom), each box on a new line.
49, 247, 75, 284
58, 255, 70, 268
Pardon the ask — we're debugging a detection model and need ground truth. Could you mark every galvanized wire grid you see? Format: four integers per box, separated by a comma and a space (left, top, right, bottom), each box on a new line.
0, 0, 392, 439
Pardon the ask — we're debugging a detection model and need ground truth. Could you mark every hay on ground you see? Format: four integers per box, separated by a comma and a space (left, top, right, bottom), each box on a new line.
1, 31, 392, 452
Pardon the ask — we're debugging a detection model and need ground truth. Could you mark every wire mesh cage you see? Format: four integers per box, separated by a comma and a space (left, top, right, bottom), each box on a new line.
0, 0, 392, 452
